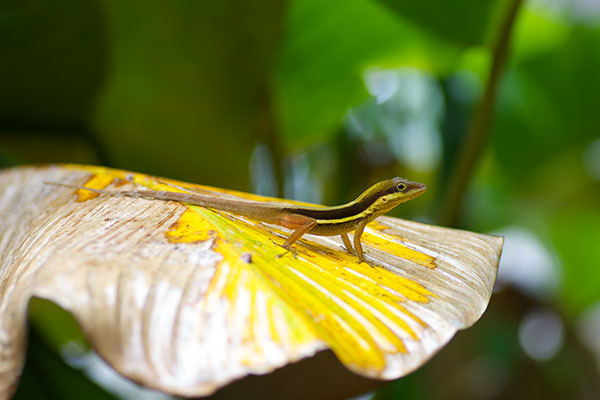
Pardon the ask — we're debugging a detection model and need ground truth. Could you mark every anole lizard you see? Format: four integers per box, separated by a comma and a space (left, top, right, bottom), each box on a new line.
45, 177, 426, 263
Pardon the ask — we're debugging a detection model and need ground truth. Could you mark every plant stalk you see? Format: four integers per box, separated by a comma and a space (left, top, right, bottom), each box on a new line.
440, 0, 524, 227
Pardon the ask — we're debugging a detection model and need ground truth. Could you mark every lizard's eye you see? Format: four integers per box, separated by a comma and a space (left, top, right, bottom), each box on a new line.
396, 183, 408, 192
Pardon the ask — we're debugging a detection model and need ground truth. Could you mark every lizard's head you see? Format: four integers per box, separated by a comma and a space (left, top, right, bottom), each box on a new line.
367, 177, 427, 216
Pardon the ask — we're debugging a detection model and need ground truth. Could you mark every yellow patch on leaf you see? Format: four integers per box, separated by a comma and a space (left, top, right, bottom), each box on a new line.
362, 231, 438, 269
76, 175, 117, 201
165, 208, 216, 243
162, 204, 435, 371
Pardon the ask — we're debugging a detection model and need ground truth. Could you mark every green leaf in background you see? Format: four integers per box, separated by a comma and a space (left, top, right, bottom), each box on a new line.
274, 0, 459, 148
377, 0, 506, 45
552, 209, 600, 315
492, 22, 600, 182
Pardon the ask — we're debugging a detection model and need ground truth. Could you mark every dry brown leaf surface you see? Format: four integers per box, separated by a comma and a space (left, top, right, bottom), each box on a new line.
0, 165, 503, 398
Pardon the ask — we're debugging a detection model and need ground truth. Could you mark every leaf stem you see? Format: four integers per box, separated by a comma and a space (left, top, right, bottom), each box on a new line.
440, 0, 524, 227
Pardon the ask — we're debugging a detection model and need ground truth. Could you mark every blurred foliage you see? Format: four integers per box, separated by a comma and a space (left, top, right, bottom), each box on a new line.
93, 0, 286, 189
379, 0, 506, 45
1, 0, 599, 398
13, 323, 115, 400
275, 0, 460, 147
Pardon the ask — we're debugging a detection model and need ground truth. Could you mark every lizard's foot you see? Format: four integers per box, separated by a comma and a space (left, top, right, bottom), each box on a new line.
269, 239, 298, 259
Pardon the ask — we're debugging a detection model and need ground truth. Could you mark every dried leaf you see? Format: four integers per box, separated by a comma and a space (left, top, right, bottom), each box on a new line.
0, 165, 503, 397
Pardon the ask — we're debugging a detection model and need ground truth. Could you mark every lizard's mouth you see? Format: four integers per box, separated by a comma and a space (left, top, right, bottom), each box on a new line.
405, 182, 427, 201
